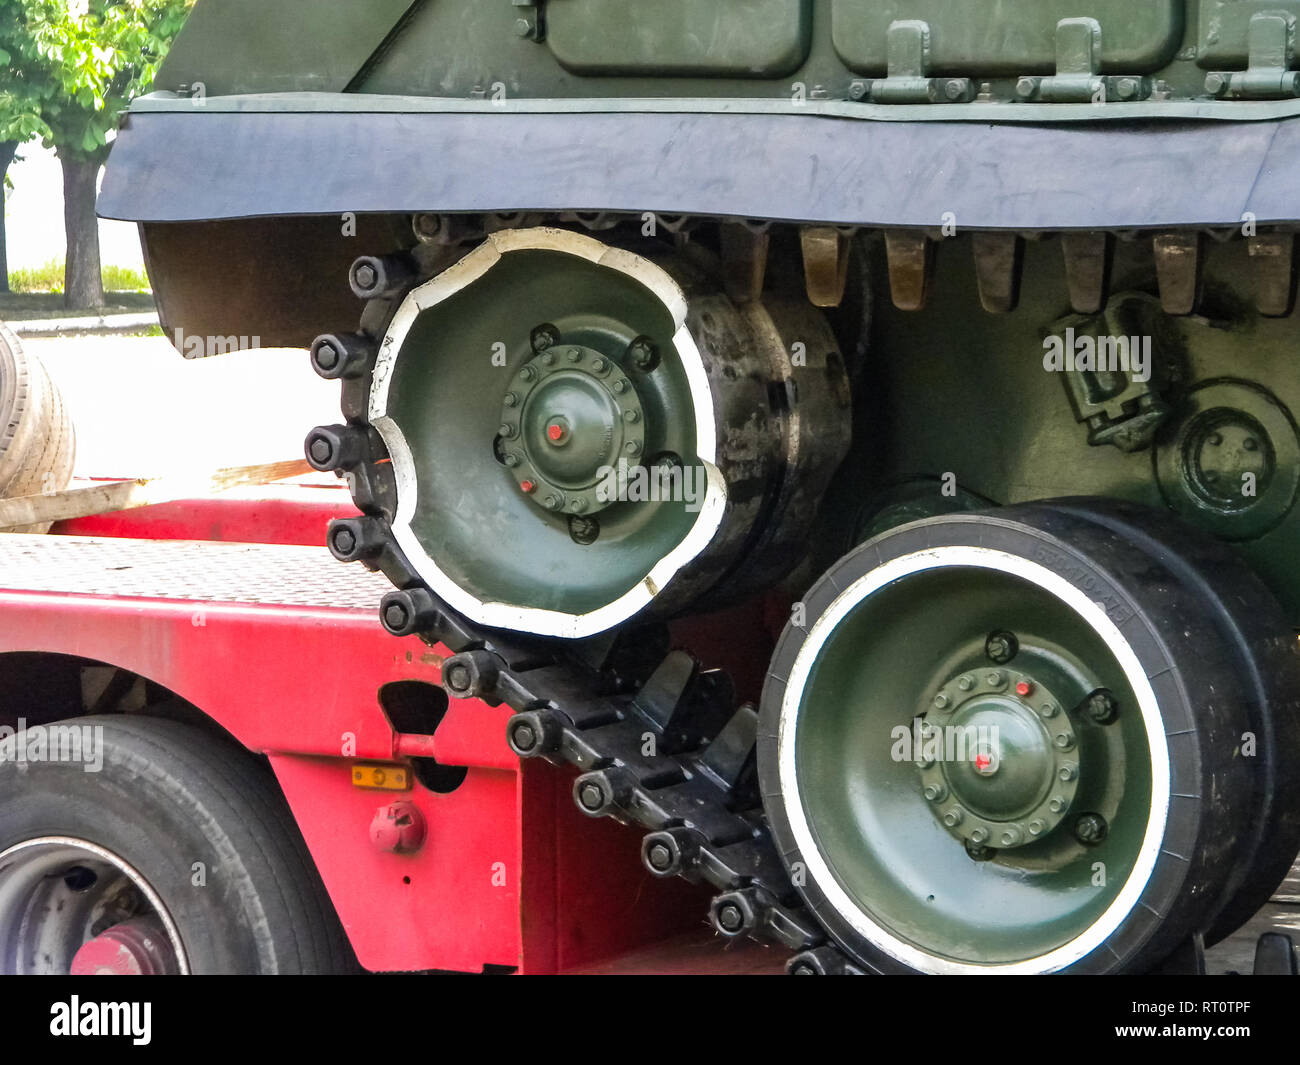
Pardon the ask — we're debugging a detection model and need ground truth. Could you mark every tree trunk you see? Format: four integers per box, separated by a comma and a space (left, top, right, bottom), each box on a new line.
0, 141, 17, 295
61, 154, 104, 311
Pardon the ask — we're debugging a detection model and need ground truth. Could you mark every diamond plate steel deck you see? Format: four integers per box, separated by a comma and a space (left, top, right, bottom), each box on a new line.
0, 534, 390, 610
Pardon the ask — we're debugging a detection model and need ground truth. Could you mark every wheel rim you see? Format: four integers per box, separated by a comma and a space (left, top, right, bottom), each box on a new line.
778, 546, 1170, 973
369, 228, 726, 638
0, 837, 188, 975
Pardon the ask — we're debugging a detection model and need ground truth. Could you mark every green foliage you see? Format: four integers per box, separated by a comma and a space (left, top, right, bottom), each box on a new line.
9, 256, 150, 293
0, 0, 193, 160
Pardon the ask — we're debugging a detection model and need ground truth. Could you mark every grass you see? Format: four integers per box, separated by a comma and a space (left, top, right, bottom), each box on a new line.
7, 258, 152, 296
2, 259, 155, 320
0, 290, 157, 321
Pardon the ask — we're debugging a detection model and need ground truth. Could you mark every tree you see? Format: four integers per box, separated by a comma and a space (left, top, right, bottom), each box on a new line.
0, 25, 48, 295
0, 0, 191, 308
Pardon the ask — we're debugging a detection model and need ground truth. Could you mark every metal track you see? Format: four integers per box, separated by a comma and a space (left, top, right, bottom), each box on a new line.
383, 583, 859, 975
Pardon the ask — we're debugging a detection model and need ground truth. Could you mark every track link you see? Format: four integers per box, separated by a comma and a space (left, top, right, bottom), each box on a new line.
378, 584, 859, 974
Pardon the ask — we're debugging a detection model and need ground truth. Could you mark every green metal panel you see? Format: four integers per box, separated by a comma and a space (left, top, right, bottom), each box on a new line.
155, 0, 416, 96
545, 0, 812, 77
1199, 1, 1300, 66
831, 1, 1185, 75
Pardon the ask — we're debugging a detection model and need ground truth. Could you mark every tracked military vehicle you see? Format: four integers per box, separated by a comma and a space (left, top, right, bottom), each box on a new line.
98, 1, 1300, 974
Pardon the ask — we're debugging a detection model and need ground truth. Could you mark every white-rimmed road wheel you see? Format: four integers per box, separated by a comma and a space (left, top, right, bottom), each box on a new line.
759, 501, 1298, 973
0, 716, 352, 974
307, 227, 851, 639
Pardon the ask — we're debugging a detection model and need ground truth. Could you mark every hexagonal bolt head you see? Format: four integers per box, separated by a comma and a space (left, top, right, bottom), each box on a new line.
965, 839, 996, 862
379, 588, 440, 638
641, 828, 700, 878
1074, 813, 1109, 845
310, 333, 374, 381
327, 518, 383, 564
710, 890, 762, 937
572, 768, 632, 817
441, 650, 501, 699
1083, 689, 1119, 725
985, 630, 1019, 665
507, 711, 562, 758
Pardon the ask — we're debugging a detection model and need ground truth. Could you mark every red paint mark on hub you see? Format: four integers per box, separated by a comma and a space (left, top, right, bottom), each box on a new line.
547, 423, 566, 443
975, 754, 992, 771
520, 480, 536, 494
1015, 681, 1033, 697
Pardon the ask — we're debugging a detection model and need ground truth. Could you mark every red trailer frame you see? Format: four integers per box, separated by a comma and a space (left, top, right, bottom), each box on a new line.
0, 485, 781, 974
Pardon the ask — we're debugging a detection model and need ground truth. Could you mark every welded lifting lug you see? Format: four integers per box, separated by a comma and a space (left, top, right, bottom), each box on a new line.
870, 21, 973, 105
1016, 19, 1151, 104
1206, 13, 1300, 100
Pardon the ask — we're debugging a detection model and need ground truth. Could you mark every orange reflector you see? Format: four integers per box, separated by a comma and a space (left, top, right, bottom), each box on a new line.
352, 764, 411, 791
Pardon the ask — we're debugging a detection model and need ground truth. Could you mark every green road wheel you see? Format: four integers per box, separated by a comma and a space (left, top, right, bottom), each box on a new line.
336, 227, 851, 638
759, 502, 1271, 973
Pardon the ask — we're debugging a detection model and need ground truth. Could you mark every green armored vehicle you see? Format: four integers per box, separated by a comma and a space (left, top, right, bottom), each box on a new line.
100, 1, 1300, 975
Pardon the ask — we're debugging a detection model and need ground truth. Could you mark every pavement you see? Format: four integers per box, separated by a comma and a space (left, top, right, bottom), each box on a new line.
8, 312, 160, 337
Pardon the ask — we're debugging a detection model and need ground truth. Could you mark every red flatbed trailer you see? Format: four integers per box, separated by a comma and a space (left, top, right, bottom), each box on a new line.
0, 484, 782, 974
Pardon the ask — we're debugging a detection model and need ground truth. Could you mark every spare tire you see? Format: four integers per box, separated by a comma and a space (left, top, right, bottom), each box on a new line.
0, 322, 75, 532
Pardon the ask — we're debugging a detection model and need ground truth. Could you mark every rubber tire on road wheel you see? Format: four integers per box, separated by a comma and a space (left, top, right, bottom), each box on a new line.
760, 503, 1262, 974
0, 322, 75, 532
0, 716, 355, 974
1052, 498, 1300, 945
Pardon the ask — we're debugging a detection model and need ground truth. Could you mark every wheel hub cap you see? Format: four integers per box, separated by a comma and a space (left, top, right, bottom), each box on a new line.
500, 343, 647, 516
919, 668, 1079, 849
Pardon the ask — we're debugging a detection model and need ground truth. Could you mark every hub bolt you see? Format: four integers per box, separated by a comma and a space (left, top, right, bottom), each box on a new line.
530, 324, 559, 352
985, 631, 1019, 664
545, 494, 563, 511
999, 826, 1023, 847
1083, 689, 1119, 725
969, 827, 989, 845
933, 693, 950, 710
1028, 819, 1046, 836
503, 392, 518, 408
627, 337, 660, 373
591, 358, 608, 374
1039, 703, 1058, 719
957, 675, 975, 692
500, 423, 516, 439
986, 671, 1005, 688
1058, 763, 1078, 782
1015, 680, 1034, 697
568, 515, 600, 545
924, 783, 948, 803
965, 840, 995, 862
567, 348, 582, 363
1054, 733, 1075, 751
1074, 813, 1109, 846
943, 809, 965, 828
1049, 796, 1067, 814
504, 454, 520, 468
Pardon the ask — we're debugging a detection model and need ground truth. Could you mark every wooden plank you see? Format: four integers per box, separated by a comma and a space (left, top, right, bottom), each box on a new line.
0, 460, 313, 530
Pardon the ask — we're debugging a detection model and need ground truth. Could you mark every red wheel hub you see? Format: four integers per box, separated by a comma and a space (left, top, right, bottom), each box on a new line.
70, 917, 176, 975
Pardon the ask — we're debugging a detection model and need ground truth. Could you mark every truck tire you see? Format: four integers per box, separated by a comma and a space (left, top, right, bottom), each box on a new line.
0, 716, 355, 974
0, 322, 75, 532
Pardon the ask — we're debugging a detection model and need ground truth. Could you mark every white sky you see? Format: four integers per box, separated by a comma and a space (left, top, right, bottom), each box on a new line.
5, 142, 147, 272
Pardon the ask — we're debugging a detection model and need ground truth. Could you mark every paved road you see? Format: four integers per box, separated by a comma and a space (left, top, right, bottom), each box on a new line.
20, 334, 342, 480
